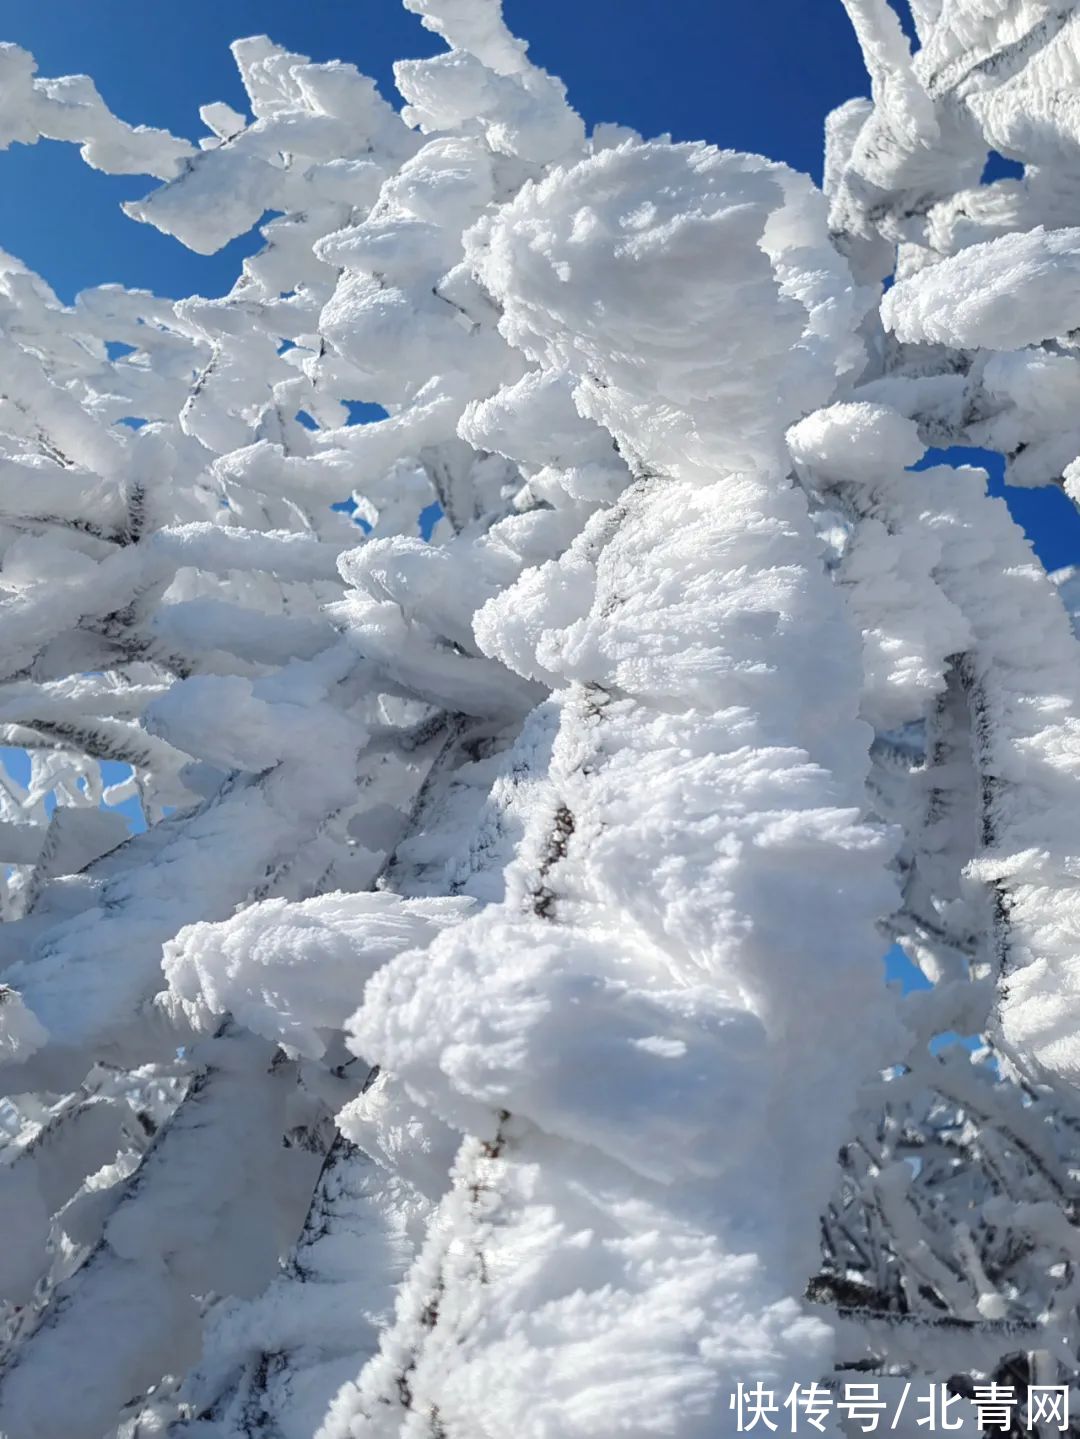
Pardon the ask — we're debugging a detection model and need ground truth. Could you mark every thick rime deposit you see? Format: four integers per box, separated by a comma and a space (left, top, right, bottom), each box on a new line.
3, 2, 1080, 1436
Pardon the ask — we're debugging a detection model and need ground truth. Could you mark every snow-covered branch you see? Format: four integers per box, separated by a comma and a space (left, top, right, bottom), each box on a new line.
3, 0, 1080, 1432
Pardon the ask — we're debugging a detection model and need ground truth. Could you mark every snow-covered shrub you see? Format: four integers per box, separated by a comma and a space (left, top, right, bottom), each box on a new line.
3, 1, 1080, 1434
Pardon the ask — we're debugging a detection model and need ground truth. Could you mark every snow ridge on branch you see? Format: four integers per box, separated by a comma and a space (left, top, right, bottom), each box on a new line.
3, 0, 1080, 1434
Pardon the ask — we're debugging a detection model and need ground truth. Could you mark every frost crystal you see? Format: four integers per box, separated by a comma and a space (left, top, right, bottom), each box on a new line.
2, 1, 1080, 1434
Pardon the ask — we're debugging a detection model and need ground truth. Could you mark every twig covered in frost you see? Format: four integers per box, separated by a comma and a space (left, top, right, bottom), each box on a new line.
3, 0, 1080, 1434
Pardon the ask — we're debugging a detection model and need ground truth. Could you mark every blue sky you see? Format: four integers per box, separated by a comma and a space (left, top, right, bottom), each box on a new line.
1, 0, 1079, 574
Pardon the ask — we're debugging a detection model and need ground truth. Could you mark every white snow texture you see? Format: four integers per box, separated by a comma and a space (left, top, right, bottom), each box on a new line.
2, 0, 1080, 1436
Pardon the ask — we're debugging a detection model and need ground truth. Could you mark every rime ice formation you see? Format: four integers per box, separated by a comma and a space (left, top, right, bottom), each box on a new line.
4, 1, 1080, 1435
